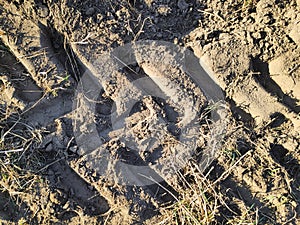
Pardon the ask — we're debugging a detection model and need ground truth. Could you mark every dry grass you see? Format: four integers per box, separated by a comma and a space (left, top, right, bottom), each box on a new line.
0, 99, 260, 225
1, 85, 298, 224
157, 158, 259, 225
0, 108, 47, 223
154, 117, 294, 225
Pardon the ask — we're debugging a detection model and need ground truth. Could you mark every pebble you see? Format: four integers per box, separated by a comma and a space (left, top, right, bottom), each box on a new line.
48, 169, 54, 176
52, 137, 64, 148
63, 201, 70, 210
69, 146, 78, 153
251, 31, 262, 40
116, 10, 122, 18
49, 192, 60, 204
45, 143, 53, 152
107, 12, 114, 19
174, 37, 178, 45
50, 207, 55, 214
96, 14, 103, 23
86, 7, 95, 16
37, 5, 49, 18
205, 8, 213, 13
53, 42, 60, 49
262, 14, 273, 24
177, 0, 189, 10
219, 33, 230, 41
69, 188, 75, 197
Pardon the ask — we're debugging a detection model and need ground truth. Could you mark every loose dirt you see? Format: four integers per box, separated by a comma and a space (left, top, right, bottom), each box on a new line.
1, 0, 300, 224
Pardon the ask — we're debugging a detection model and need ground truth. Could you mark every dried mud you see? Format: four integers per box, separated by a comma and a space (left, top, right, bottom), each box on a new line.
1, 0, 300, 224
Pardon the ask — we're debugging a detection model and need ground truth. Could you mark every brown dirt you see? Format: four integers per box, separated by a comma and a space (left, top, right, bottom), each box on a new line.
0, 0, 300, 224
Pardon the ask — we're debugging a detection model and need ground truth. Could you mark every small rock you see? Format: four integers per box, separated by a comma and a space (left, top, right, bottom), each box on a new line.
48, 169, 54, 176
85, 7, 95, 16
157, 5, 171, 16
219, 33, 231, 41
265, 42, 270, 49
174, 37, 178, 45
69, 146, 78, 153
49, 192, 60, 204
116, 10, 122, 18
251, 31, 262, 40
96, 14, 103, 23
62, 201, 70, 210
45, 143, 53, 152
52, 136, 64, 148
50, 207, 55, 214
53, 42, 60, 49
205, 8, 213, 13
262, 14, 273, 24
177, 0, 189, 10
69, 188, 75, 197
107, 12, 114, 19
37, 5, 49, 18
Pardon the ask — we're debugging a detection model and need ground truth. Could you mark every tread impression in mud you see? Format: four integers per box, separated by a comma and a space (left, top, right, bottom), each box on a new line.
0, 0, 300, 224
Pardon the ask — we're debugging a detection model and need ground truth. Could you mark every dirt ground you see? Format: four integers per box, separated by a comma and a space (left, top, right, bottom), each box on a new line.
0, 0, 300, 224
